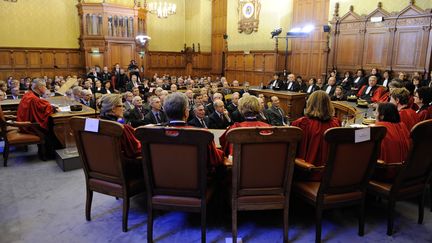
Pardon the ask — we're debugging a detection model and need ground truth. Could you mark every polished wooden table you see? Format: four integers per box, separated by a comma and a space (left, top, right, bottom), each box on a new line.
0, 96, 97, 147
48, 96, 97, 147
332, 101, 369, 125
231, 87, 307, 122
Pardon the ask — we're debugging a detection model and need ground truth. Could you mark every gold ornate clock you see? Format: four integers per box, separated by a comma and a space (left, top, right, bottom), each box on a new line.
238, 0, 261, 34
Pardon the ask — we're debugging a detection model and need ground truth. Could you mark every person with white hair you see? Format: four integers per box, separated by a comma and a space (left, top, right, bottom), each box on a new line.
17, 78, 61, 158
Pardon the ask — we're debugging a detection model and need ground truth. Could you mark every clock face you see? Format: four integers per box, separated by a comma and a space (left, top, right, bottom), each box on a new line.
242, 3, 254, 19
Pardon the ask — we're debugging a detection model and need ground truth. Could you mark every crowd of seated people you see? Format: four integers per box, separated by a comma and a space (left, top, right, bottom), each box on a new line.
2, 63, 432, 185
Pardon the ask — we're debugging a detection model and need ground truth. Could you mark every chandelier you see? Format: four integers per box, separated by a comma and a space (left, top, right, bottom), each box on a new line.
147, 1, 177, 18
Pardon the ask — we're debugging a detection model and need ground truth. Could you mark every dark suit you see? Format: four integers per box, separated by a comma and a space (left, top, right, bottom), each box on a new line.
115, 74, 129, 92
268, 79, 284, 90
231, 109, 244, 123
161, 83, 170, 90
306, 84, 319, 94
128, 106, 148, 128
298, 82, 307, 93
322, 85, 336, 96
100, 72, 112, 82
266, 106, 286, 126
208, 111, 231, 129
226, 103, 238, 114
258, 111, 270, 123
80, 99, 96, 109
285, 81, 300, 92
143, 110, 167, 125
205, 103, 215, 116
188, 116, 210, 128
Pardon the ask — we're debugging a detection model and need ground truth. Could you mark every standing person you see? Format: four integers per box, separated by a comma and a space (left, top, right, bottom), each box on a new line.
291, 91, 341, 181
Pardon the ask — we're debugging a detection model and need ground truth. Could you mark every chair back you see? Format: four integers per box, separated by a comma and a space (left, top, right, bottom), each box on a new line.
135, 127, 213, 198
319, 126, 387, 195
226, 127, 302, 197
70, 117, 126, 185
392, 119, 432, 192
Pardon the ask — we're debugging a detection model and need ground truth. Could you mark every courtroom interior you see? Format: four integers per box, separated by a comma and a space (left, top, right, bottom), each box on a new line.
1, 0, 432, 242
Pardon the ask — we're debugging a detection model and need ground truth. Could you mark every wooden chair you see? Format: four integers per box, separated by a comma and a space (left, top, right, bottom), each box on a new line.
135, 126, 214, 243
226, 127, 303, 243
368, 119, 432, 235
0, 105, 45, 167
293, 126, 386, 243
69, 117, 145, 232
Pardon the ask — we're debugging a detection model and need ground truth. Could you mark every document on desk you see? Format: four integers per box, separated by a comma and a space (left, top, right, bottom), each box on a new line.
58, 106, 71, 112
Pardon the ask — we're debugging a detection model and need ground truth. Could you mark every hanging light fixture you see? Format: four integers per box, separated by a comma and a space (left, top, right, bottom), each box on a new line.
147, 1, 176, 18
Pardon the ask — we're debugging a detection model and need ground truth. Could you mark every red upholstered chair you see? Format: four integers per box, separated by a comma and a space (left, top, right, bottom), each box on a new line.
135, 126, 214, 243
368, 119, 432, 235
70, 117, 145, 232
0, 105, 45, 167
294, 126, 386, 243
226, 127, 303, 243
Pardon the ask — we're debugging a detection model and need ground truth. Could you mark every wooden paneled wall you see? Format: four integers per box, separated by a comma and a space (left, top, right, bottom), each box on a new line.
329, 2, 432, 75
0, 48, 84, 80
225, 51, 287, 85
290, 0, 330, 80
211, 0, 227, 76
145, 51, 212, 77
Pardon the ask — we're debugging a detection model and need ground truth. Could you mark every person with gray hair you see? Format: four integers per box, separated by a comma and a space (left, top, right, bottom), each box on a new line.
163, 92, 189, 122
17, 78, 60, 159
208, 99, 232, 129
98, 94, 142, 159
143, 96, 167, 125
188, 103, 209, 128
79, 89, 95, 108
160, 92, 225, 167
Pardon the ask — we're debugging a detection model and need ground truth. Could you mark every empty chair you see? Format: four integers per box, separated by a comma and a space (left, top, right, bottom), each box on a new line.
135, 126, 214, 243
368, 119, 432, 235
70, 116, 145, 232
0, 105, 45, 166
226, 127, 303, 243
294, 126, 386, 243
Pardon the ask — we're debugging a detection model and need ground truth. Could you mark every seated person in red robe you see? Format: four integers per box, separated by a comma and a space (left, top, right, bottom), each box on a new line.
219, 95, 271, 155
373, 102, 411, 181
376, 80, 403, 103
17, 78, 54, 132
291, 90, 341, 181
162, 92, 224, 169
17, 78, 61, 158
98, 94, 141, 159
414, 87, 432, 121
356, 75, 385, 103
389, 87, 419, 131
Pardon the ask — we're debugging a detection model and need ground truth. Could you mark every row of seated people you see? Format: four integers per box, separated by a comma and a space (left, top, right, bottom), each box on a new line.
13, 77, 430, 189
269, 68, 432, 94
92, 90, 420, 185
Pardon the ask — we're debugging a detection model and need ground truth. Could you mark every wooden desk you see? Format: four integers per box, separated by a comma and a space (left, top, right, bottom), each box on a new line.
332, 101, 369, 125
231, 87, 307, 122
1, 96, 97, 147
0, 98, 21, 110
48, 96, 97, 147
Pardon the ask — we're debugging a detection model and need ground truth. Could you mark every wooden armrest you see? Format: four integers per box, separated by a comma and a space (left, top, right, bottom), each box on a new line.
295, 158, 324, 171
376, 159, 403, 168
6, 121, 40, 128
